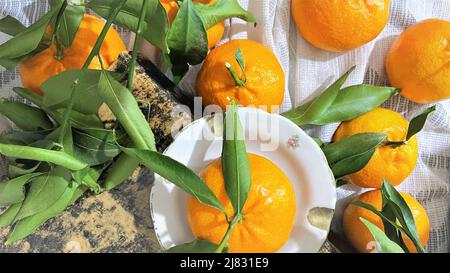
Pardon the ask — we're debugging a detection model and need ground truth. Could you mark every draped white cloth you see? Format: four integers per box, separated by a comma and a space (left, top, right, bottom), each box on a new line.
1, 0, 449, 253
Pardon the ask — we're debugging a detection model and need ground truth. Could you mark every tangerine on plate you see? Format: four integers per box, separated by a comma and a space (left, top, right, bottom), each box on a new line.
19, 14, 126, 95
333, 108, 418, 188
343, 190, 430, 253
196, 39, 285, 113
386, 19, 450, 104
291, 0, 390, 52
187, 153, 296, 253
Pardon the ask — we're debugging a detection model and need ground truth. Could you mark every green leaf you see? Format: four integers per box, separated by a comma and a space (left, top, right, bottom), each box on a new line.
330, 149, 377, 179
0, 202, 23, 228
103, 153, 140, 190
122, 147, 225, 212
62, 124, 75, 155
9, 162, 42, 178
51, 0, 85, 48
60, 111, 104, 129
0, 173, 42, 207
72, 129, 121, 166
0, 143, 88, 171
235, 48, 245, 74
0, 98, 53, 131
167, 240, 222, 253
353, 201, 406, 230
167, 0, 208, 82
359, 218, 405, 253
72, 168, 101, 193
0, 2, 63, 70
97, 70, 156, 151
322, 133, 387, 178
194, 0, 256, 29
380, 189, 407, 251
381, 180, 425, 253
14, 167, 70, 221
0, 16, 26, 36
5, 181, 81, 245
77, 127, 126, 143
41, 69, 104, 115
13, 87, 104, 130
335, 178, 348, 188
12, 87, 45, 106
0, 129, 52, 146
406, 106, 436, 141
222, 103, 250, 215
323, 133, 387, 166
282, 66, 355, 126
312, 86, 399, 125
88, 0, 169, 53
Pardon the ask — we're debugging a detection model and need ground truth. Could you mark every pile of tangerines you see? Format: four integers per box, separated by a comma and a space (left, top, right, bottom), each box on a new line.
15, 0, 449, 253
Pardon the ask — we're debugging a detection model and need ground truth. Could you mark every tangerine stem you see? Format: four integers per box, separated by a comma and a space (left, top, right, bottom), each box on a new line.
385, 140, 406, 148
214, 215, 240, 253
128, 0, 149, 90
225, 62, 245, 87
82, 0, 128, 69
53, 1, 68, 60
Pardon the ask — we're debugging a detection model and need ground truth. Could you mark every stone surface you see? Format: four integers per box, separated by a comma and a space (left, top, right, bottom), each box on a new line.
0, 168, 162, 253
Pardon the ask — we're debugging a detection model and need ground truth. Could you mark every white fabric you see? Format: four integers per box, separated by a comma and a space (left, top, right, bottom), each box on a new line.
1, 0, 449, 253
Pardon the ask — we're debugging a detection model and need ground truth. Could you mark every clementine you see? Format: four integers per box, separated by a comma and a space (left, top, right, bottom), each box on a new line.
333, 108, 418, 188
196, 39, 285, 113
187, 153, 296, 253
343, 190, 430, 253
291, 0, 390, 52
386, 19, 450, 104
160, 0, 225, 49
19, 14, 126, 95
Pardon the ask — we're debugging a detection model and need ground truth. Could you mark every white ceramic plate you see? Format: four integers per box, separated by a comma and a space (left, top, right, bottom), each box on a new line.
150, 107, 336, 253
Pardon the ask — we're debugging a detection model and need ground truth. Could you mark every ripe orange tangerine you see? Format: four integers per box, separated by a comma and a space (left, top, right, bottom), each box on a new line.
291, 0, 390, 52
19, 14, 126, 95
196, 39, 285, 113
187, 153, 296, 253
333, 108, 418, 188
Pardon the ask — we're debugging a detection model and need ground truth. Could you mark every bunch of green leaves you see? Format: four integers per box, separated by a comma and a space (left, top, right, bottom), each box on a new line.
0, 0, 132, 244
320, 106, 435, 185
282, 67, 399, 126
354, 180, 426, 253
87, 0, 256, 83
0, 0, 255, 83
0, 92, 128, 243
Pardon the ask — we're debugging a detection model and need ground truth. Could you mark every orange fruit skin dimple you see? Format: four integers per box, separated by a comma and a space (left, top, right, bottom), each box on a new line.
19, 14, 126, 95
343, 190, 430, 253
160, 0, 225, 49
187, 153, 296, 253
333, 108, 418, 188
386, 19, 450, 104
291, 0, 390, 52
196, 39, 285, 113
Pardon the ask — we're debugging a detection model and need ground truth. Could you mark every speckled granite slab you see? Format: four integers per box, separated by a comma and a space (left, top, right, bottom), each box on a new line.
0, 168, 162, 253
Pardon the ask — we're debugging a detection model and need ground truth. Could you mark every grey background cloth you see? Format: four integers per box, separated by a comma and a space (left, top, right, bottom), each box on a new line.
1, 0, 449, 253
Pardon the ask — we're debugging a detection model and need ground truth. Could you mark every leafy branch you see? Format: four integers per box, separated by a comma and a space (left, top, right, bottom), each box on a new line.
354, 180, 425, 253
282, 67, 399, 126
